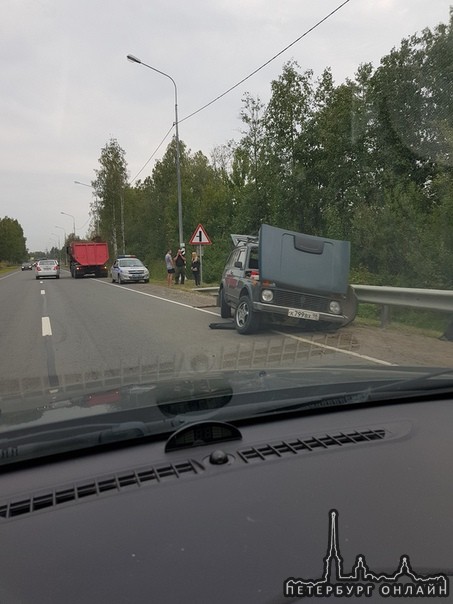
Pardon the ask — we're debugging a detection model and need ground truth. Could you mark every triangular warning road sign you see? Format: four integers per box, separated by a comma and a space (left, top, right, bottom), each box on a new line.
189, 223, 211, 245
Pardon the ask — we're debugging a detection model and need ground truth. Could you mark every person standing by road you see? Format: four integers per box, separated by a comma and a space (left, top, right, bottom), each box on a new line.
191, 251, 201, 286
165, 249, 175, 286
173, 248, 186, 285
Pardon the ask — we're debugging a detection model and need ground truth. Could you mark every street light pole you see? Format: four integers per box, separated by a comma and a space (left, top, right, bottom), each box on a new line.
60, 211, 76, 235
120, 190, 125, 254
55, 225, 67, 264
127, 54, 183, 247
51, 233, 61, 264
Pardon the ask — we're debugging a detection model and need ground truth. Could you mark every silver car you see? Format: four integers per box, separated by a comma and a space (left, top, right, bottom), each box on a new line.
111, 256, 149, 284
35, 259, 60, 280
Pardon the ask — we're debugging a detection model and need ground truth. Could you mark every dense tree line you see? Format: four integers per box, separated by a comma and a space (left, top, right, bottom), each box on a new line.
90, 12, 453, 287
0, 217, 27, 263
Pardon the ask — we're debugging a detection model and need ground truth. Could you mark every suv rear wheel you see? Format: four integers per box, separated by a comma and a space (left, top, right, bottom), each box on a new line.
235, 295, 261, 334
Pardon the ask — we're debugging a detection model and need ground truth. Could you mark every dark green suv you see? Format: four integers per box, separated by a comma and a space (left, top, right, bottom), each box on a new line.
219, 224, 358, 335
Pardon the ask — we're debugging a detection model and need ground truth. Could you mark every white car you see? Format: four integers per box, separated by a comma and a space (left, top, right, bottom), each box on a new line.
34, 259, 60, 279
111, 255, 149, 284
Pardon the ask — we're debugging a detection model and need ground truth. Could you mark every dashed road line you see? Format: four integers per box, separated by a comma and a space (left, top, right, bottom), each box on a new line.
42, 316, 52, 336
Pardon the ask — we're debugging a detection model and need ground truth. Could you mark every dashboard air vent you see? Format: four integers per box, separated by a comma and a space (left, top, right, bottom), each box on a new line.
238, 428, 386, 462
0, 459, 200, 520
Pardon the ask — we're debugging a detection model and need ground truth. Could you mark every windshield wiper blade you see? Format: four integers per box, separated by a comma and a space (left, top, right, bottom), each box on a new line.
248, 390, 370, 417
245, 369, 453, 418
366, 369, 453, 400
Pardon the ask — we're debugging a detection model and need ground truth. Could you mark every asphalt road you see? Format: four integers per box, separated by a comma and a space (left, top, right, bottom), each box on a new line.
1, 269, 451, 400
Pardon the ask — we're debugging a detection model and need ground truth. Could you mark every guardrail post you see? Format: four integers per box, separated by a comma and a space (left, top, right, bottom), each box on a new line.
380, 304, 391, 328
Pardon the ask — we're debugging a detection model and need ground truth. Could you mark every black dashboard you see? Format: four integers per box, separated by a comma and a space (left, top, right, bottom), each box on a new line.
0, 397, 451, 603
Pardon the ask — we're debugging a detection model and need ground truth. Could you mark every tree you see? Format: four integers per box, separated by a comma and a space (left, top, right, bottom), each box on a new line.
87, 12, 453, 288
92, 138, 129, 257
0, 217, 27, 263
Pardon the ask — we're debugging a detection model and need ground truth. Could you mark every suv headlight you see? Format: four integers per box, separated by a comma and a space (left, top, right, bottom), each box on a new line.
261, 289, 274, 303
329, 301, 341, 315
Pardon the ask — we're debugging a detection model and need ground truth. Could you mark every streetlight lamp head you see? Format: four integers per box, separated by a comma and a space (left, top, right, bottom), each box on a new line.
127, 54, 142, 64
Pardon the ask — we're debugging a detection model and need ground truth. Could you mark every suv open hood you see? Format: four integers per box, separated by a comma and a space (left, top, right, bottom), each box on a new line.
259, 224, 351, 294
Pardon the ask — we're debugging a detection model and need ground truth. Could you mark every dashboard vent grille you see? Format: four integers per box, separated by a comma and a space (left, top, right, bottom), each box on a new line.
238, 428, 386, 462
0, 460, 200, 520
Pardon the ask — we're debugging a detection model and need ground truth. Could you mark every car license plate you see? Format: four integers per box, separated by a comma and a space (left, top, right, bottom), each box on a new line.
288, 309, 320, 321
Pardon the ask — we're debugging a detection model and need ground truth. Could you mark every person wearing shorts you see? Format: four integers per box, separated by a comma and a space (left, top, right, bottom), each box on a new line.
165, 249, 175, 286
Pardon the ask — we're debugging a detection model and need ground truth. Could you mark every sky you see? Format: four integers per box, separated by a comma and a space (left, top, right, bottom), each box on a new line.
1, 0, 451, 252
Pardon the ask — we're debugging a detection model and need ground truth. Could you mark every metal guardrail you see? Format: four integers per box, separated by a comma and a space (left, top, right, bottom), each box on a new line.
351, 284, 453, 330
194, 284, 453, 331
195, 284, 453, 313
351, 285, 453, 313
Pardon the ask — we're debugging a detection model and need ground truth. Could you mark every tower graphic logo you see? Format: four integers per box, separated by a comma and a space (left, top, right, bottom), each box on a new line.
283, 510, 449, 599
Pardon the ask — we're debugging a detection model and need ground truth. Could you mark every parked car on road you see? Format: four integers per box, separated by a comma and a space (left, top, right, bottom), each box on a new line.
111, 255, 149, 284
219, 224, 358, 334
34, 259, 60, 279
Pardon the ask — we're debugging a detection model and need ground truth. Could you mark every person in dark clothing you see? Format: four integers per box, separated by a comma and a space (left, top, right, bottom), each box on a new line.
173, 248, 186, 284
191, 252, 201, 286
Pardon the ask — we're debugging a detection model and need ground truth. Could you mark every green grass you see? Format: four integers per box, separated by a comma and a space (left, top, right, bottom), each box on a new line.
356, 303, 448, 337
0, 264, 19, 275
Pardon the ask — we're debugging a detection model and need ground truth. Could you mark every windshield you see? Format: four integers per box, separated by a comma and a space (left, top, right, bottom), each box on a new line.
119, 259, 144, 267
1, 0, 452, 457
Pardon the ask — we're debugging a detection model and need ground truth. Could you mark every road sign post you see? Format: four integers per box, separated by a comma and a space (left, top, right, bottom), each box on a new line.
189, 224, 212, 286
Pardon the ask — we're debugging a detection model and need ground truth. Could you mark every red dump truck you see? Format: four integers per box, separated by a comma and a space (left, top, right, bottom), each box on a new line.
67, 241, 109, 279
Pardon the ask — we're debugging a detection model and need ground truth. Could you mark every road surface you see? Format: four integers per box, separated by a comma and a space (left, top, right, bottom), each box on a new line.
0, 270, 451, 401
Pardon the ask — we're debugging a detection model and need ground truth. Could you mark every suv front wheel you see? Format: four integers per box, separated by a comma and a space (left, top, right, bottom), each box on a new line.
219, 288, 231, 319
235, 295, 261, 335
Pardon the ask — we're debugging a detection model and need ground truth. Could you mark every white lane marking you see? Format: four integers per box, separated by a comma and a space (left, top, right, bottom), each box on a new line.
0, 272, 20, 281
94, 280, 393, 365
41, 290, 45, 295
96, 280, 220, 316
272, 330, 395, 366
42, 316, 52, 336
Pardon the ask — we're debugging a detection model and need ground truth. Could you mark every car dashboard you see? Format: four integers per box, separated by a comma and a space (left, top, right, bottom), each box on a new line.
0, 395, 451, 603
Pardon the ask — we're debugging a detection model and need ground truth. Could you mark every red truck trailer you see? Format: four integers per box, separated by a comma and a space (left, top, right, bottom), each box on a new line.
67, 241, 109, 278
